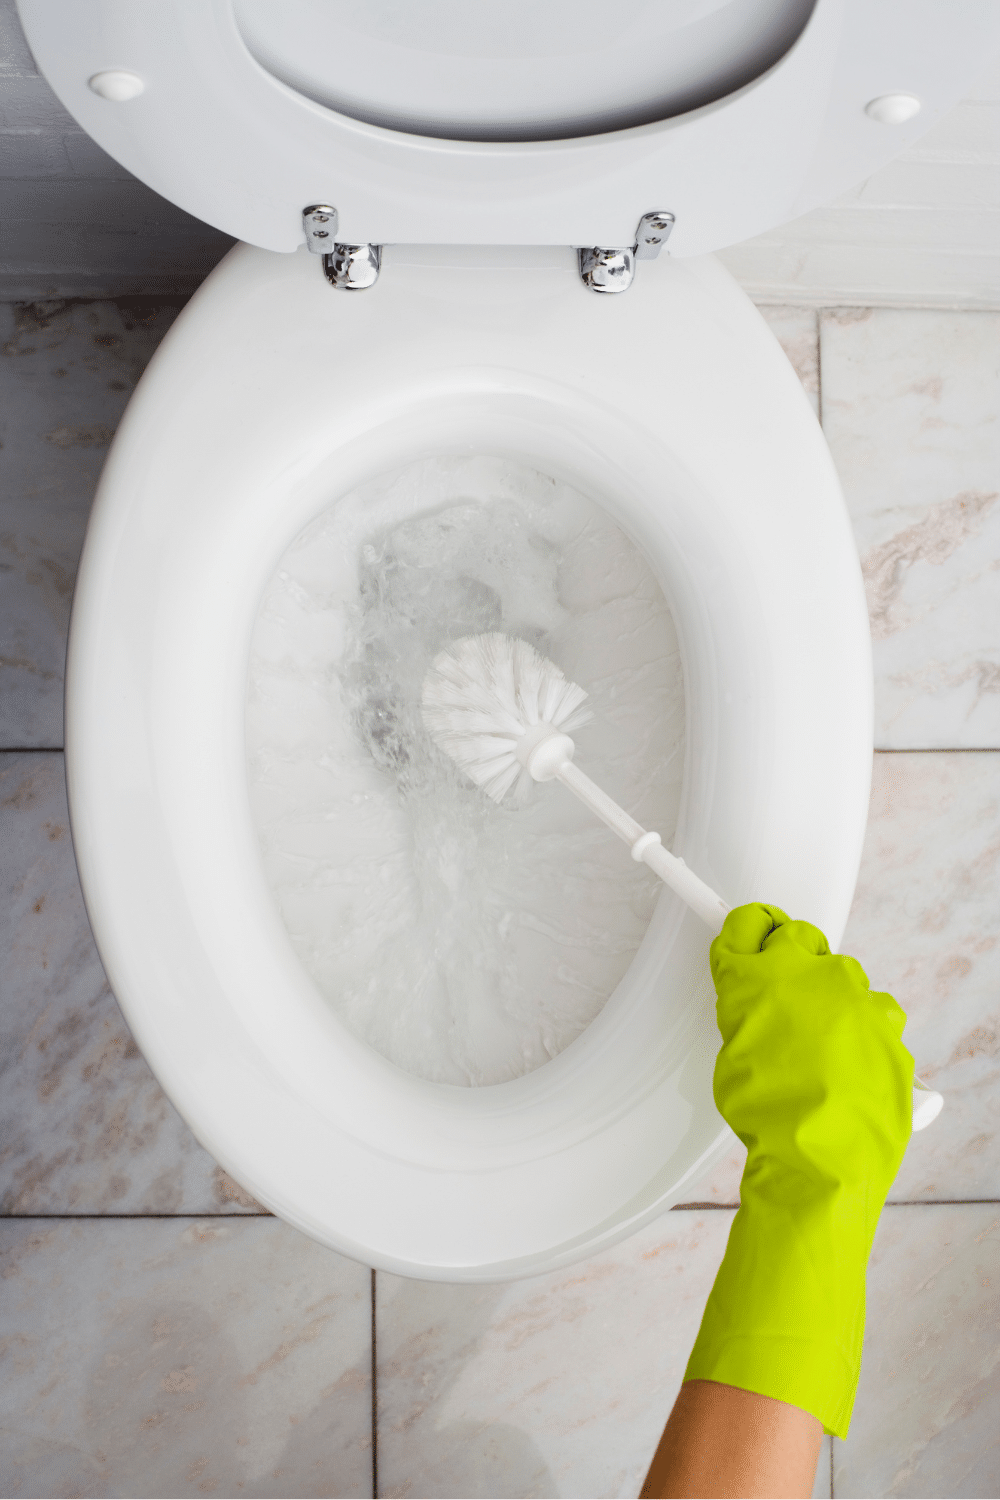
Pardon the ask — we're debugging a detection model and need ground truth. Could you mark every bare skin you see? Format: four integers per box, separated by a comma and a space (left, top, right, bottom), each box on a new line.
640, 1379, 824, 1499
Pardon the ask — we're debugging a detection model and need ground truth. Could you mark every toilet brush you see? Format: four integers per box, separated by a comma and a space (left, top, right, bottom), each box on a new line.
421, 631, 943, 1131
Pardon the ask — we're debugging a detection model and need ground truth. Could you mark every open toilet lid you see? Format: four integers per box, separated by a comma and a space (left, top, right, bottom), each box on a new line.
16, 0, 1000, 254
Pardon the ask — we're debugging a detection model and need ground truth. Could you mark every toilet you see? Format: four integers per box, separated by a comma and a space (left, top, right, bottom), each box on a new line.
20, 0, 993, 1278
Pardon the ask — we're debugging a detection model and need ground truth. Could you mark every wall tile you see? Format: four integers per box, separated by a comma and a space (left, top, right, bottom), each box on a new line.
843, 752, 1000, 1202
0, 752, 262, 1214
820, 307, 1000, 748
0, 1217, 373, 1499
834, 1204, 1000, 1499
0, 299, 183, 747
377, 1211, 737, 1500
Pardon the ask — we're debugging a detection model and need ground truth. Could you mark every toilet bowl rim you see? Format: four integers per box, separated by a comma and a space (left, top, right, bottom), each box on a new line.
62, 245, 872, 1274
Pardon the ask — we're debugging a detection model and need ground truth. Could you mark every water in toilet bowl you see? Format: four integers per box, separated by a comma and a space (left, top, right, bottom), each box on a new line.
246, 455, 684, 1086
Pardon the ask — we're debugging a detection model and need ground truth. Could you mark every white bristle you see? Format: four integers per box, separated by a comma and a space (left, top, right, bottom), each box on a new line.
421, 633, 592, 803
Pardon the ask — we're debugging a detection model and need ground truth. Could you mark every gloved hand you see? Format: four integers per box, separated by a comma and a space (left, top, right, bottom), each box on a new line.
683, 903, 913, 1438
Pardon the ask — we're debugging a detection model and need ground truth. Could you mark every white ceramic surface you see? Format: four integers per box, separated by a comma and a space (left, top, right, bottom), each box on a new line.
233, 0, 815, 142
63, 244, 871, 1279
17, 0, 1000, 252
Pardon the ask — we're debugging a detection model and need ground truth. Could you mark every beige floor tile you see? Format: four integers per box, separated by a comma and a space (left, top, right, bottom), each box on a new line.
842, 752, 1000, 1201
756, 305, 820, 414
0, 752, 261, 1214
0, 1217, 372, 1498
376, 1210, 735, 1499
376, 1209, 841, 1500
819, 308, 1000, 748
834, 1204, 1000, 1498
0, 299, 181, 747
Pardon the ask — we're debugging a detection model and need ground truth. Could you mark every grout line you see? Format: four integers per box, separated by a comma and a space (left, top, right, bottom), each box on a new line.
671, 1200, 1000, 1212
830, 1434, 835, 1499
815, 306, 823, 430
671, 1202, 738, 1211
875, 746, 1000, 754
6, 1200, 997, 1221
886, 1198, 1000, 1206
3, 748, 997, 764
371, 1268, 379, 1500
4, 747, 997, 760
0, 1212, 274, 1220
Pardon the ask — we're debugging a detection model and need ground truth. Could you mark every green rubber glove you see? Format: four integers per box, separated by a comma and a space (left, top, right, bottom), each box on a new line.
684, 903, 913, 1438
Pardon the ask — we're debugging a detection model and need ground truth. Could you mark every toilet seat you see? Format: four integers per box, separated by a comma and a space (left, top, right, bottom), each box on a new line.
66, 245, 872, 1277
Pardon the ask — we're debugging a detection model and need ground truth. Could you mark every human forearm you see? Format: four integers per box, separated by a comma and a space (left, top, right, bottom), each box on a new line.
640, 1379, 822, 1499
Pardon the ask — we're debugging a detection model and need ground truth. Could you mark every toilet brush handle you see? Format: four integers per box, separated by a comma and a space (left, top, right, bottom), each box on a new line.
635, 836, 731, 933
553, 760, 941, 1132
553, 760, 730, 930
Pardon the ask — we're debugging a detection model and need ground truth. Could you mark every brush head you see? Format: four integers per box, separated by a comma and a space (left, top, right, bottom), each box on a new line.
421, 632, 591, 803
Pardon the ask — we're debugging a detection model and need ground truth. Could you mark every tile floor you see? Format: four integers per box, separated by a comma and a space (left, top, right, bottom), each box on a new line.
0, 298, 997, 1498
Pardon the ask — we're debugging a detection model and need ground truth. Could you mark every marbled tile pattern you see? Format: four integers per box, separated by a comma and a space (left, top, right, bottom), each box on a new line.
377, 1210, 832, 1500
376, 1212, 732, 1500
1, 293, 998, 1500
844, 752, 1000, 1203
757, 304, 820, 416
820, 308, 1000, 749
0, 752, 261, 1214
835, 1205, 1000, 1499
0, 299, 182, 747
0, 1217, 373, 1499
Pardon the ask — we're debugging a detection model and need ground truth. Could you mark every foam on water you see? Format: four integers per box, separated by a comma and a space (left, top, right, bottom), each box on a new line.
246, 455, 684, 1086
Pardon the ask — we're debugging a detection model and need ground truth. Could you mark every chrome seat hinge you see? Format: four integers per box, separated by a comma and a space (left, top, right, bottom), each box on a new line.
578, 211, 675, 294
303, 205, 382, 290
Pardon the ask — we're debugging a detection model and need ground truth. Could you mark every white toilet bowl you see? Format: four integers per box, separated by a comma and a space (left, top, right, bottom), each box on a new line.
66, 242, 872, 1278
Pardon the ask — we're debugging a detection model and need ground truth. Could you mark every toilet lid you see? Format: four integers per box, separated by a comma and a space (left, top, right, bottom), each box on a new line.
231, 0, 817, 143
16, 1, 1000, 251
